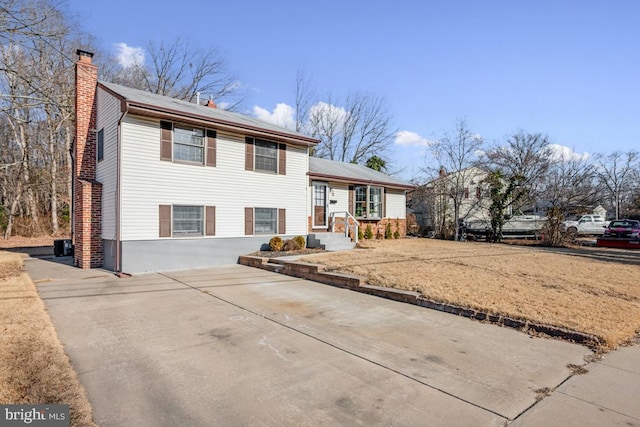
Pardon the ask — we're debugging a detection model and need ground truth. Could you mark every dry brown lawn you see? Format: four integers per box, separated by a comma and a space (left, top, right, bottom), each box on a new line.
300, 239, 640, 350
0, 251, 96, 426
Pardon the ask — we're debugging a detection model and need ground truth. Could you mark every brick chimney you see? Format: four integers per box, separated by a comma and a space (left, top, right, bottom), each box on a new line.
74, 49, 103, 269
206, 99, 217, 108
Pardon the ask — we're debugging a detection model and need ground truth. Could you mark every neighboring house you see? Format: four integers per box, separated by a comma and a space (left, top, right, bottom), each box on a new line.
73, 50, 412, 274
410, 167, 497, 236
308, 157, 414, 238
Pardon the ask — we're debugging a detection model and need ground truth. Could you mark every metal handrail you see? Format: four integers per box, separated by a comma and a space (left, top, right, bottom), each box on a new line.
330, 211, 360, 244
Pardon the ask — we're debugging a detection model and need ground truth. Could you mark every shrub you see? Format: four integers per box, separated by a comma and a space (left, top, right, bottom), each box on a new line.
394, 219, 400, 239
282, 239, 299, 251
269, 236, 284, 251
293, 235, 306, 249
364, 224, 373, 239
358, 226, 364, 240
385, 222, 393, 239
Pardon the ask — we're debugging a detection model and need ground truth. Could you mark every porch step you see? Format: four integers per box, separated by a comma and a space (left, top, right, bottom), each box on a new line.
262, 262, 284, 273
307, 233, 356, 252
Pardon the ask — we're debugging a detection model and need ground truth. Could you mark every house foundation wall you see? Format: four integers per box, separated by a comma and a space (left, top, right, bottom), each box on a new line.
118, 236, 295, 274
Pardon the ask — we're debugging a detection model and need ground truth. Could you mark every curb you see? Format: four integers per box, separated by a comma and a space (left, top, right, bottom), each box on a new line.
238, 255, 602, 349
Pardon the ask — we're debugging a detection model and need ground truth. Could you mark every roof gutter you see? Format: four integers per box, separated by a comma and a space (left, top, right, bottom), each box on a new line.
97, 81, 320, 147
307, 172, 415, 190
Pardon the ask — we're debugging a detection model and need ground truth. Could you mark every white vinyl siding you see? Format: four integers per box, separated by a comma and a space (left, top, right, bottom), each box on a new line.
119, 116, 309, 241
95, 88, 121, 240
385, 189, 407, 219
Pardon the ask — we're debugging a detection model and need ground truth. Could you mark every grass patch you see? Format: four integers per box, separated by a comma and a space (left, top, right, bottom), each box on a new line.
300, 239, 640, 350
0, 251, 96, 426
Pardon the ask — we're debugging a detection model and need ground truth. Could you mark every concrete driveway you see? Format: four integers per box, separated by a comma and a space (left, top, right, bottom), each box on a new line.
28, 258, 592, 426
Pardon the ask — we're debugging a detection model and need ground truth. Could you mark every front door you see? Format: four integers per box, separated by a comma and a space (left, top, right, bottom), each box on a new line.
312, 182, 328, 229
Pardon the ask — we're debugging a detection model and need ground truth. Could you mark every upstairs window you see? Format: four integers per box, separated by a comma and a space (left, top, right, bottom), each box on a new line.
245, 137, 286, 175
255, 140, 278, 173
173, 126, 204, 164
160, 121, 216, 166
97, 128, 104, 162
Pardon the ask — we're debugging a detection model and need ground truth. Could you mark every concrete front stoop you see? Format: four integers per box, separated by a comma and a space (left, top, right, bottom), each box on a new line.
307, 232, 356, 251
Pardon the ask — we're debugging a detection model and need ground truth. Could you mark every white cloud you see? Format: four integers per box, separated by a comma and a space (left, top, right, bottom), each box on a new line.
394, 130, 434, 147
253, 103, 296, 130
114, 42, 144, 68
548, 144, 590, 162
308, 102, 348, 122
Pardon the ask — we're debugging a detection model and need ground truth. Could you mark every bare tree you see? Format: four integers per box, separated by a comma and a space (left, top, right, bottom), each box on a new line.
294, 69, 314, 133
103, 37, 242, 108
540, 152, 599, 246
1, 0, 77, 237
593, 150, 639, 219
424, 119, 484, 240
0, 0, 65, 42
308, 91, 395, 164
484, 130, 553, 214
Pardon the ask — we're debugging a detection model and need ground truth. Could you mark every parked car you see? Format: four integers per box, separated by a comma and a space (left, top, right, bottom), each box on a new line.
603, 219, 640, 239
561, 215, 609, 235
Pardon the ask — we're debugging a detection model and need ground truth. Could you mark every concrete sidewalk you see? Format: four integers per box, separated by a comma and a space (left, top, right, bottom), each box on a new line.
25, 256, 639, 426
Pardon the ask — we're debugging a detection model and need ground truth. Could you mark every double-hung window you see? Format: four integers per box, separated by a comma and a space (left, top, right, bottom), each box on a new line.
173, 126, 204, 164
244, 207, 285, 235
353, 185, 384, 219
245, 137, 285, 174
159, 205, 215, 238
172, 205, 204, 236
254, 208, 277, 234
255, 140, 278, 173
354, 186, 367, 217
369, 187, 382, 218
161, 121, 216, 166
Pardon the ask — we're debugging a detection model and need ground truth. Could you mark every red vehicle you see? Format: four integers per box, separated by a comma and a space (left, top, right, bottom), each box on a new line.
603, 219, 640, 240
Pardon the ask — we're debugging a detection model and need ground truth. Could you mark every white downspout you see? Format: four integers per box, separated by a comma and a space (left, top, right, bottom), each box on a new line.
116, 109, 127, 274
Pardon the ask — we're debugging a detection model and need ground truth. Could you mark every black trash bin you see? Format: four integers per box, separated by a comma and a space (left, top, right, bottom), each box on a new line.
53, 239, 73, 257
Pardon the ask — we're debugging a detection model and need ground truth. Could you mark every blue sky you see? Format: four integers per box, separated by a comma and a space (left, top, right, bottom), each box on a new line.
65, 0, 639, 181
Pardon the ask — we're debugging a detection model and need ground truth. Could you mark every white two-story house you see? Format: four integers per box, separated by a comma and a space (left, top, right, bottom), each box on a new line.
73, 50, 412, 274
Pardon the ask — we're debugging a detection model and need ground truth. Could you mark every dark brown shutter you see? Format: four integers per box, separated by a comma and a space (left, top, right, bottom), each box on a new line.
278, 209, 286, 234
160, 121, 172, 161
348, 186, 354, 215
245, 137, 254, 171
383, 189, 387, 218
205, 206, 216, 236
244, 207, 254, 235
278, 144, 286, 175
206, 130, 217, 167
159, 205, 171, 237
